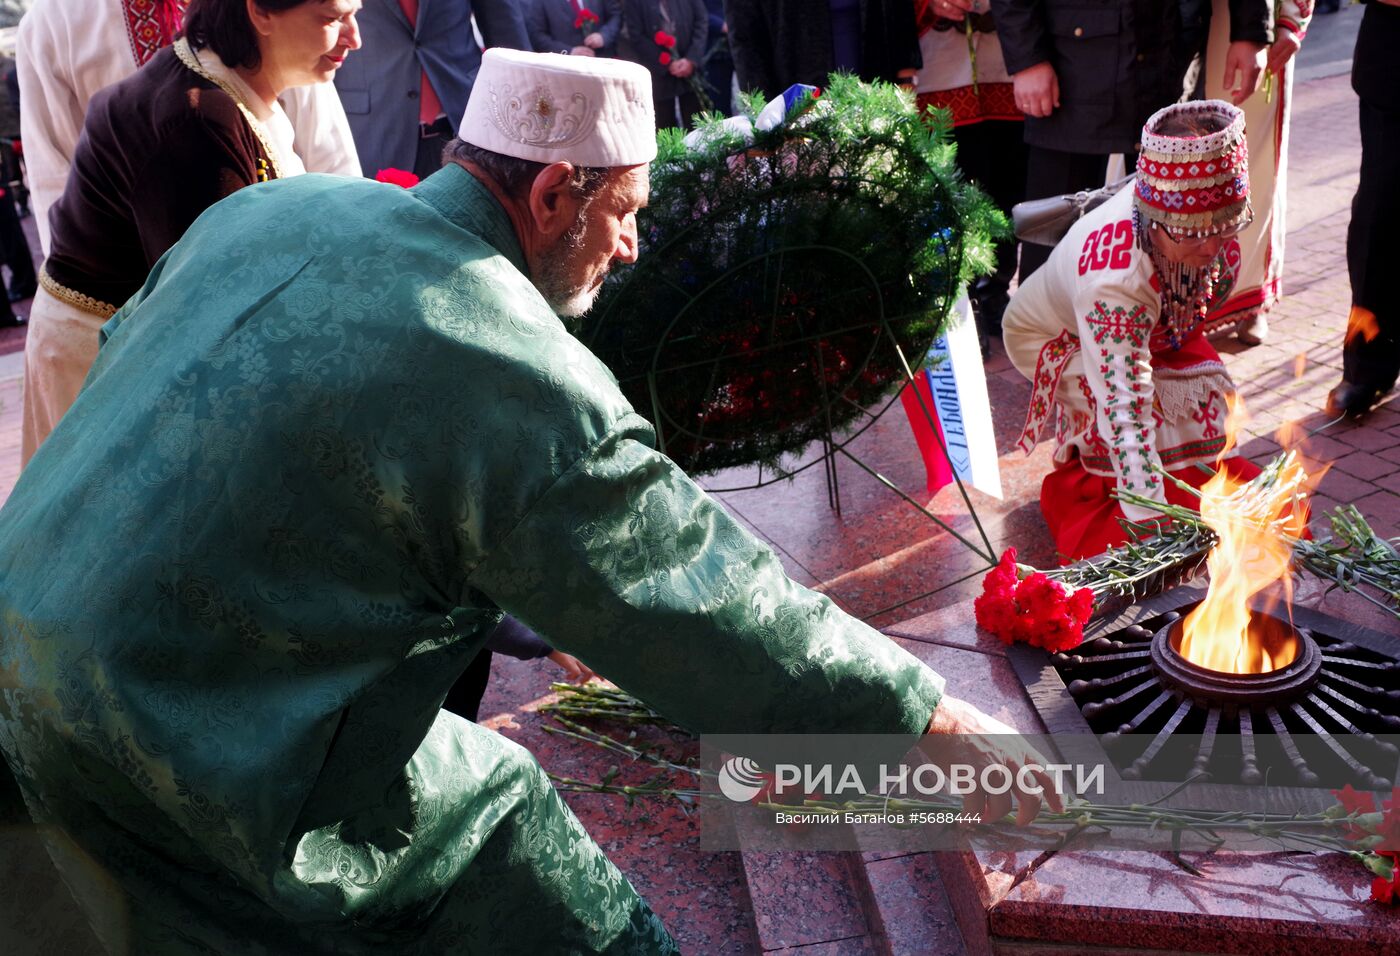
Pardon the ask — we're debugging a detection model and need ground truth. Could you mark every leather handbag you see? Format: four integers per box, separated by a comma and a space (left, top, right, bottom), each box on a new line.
1012, 175, 1135, 247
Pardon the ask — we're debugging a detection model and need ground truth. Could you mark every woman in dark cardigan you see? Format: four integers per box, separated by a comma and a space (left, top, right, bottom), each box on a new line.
22, 0, 361, 464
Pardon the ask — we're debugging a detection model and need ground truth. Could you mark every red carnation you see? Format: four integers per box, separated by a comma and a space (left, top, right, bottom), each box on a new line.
1378, 788, 1400, 853
1332, 784, 1382, 843
655, 30, 676, 48
1372, 873, 1394, 907
659, 51, 672, 66
1335, 784, 1378, 817
973, 549, 1092, 652
375, 167, 419, 188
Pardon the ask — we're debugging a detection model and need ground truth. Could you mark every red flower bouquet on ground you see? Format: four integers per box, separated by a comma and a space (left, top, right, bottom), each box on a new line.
974, 548, 1094, 652
1328, 785, 1400, 904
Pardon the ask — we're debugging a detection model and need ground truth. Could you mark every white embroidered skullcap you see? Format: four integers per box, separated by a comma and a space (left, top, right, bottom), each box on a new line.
460, 48, 656, 167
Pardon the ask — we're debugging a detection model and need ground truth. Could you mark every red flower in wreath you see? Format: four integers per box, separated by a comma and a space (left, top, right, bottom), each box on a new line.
375, 167, 419, 188
574, 8, 600, 29
655, 30, 676, 48
659, 51, 672, 66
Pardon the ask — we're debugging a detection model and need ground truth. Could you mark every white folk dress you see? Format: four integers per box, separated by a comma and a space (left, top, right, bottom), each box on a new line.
1002, 187, 1247, 554
913, 14, 1018, 126
1201, 0, 1314, 330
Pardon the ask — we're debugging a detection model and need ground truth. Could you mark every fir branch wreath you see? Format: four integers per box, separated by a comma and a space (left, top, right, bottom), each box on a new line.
579, 76, 1004, 476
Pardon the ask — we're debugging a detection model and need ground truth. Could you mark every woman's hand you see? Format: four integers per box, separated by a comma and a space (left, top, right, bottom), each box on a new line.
1223, 40, 1267, 104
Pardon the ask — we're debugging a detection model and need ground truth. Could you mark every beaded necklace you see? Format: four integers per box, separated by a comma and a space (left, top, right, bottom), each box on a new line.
1134, 206, 1221, 351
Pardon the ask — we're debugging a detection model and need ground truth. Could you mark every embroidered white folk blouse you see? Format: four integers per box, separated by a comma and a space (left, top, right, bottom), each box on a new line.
1002, 186, 1242, 521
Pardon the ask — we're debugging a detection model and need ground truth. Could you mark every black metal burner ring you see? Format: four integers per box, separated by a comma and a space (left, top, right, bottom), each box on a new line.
1150, 613, 1323, 709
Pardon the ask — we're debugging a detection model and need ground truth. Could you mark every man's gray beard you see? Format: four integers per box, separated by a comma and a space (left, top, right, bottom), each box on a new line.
534, 211, 598, 318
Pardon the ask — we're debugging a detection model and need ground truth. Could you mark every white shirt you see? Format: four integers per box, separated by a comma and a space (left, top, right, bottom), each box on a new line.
17, 0, 359, 255
193, 45, 306, 180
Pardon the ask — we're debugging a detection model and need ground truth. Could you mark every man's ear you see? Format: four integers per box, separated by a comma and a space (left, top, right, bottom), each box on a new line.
527, 163, 585, 241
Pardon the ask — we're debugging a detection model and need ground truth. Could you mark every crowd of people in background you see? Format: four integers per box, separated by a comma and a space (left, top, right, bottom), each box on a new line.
0, 0, 1394, 434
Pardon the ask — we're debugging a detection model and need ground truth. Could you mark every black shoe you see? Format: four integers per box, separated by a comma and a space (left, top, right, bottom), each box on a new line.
1316, 0, 1340, 12
1325, 380, 1386, 419
7, 285, 35, 303
0, 312, 26, 329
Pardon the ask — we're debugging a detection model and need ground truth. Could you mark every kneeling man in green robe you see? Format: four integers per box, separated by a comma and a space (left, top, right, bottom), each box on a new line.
0, 49, 1056, 954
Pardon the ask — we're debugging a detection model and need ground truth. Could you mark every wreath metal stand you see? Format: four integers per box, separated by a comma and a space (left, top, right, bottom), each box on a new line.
610, 243, 1000, 623
577, 89, 1008, 623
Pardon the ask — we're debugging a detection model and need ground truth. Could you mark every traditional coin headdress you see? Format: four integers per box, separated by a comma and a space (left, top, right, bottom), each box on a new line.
1134, 99, 1251, 239
1133, 100, 1252, 349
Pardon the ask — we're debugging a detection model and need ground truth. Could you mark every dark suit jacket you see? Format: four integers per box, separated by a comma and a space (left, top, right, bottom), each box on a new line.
990, 0, 1272, 154
1353, 1, 1400, 106
722, 0, 920, 102
528, 0, 624, 55
622, 0, 708, 100
334, 0, 531, 176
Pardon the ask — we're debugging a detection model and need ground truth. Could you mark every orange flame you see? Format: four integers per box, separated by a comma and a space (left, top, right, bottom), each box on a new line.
1178, 396, 1310, 674
1345, 306, 1380, 347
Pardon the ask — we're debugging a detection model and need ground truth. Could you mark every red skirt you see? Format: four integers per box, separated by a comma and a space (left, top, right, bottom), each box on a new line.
1041, 457, 1263, 562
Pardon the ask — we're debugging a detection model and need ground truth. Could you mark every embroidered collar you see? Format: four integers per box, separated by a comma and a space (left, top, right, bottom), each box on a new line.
172, 38, 284, 180
123, 0, 187, 68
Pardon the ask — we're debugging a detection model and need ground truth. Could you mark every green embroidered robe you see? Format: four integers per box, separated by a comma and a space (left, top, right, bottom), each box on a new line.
0, 165, 945, 954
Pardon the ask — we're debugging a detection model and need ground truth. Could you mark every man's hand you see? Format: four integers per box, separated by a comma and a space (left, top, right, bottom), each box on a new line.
584, 32, 605, 49
571, 45, 596, 57
669, 57, 696, 78
928, 0, 976, 21
1013, 62, 1059, 118
1222, 40, 1267, 104
1266, 28, 1302, 75
923, 696, 1065, 826
548, 649, 598, 683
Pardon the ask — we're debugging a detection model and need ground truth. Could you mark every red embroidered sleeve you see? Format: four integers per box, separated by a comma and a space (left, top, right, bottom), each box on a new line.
1078, 299, 1165, 511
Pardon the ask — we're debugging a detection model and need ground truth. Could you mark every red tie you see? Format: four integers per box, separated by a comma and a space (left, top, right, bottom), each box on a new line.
398, 0, 445, 125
